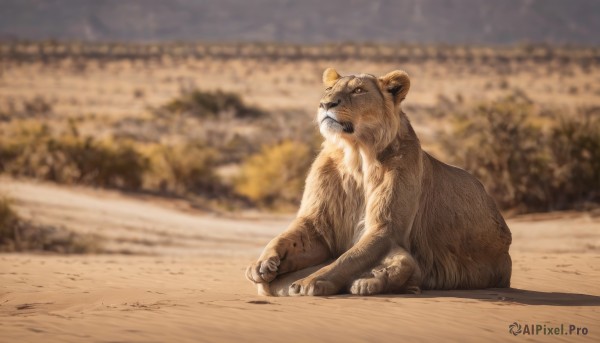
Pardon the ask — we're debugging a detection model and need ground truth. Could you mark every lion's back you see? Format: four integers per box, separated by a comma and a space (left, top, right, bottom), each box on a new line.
410, 153, 512, 289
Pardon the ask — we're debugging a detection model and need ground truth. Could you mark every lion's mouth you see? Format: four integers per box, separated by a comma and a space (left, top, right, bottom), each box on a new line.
321, 116, 354, 134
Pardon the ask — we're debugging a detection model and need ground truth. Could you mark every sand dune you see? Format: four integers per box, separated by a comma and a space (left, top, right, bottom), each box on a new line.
1, 179, 599, 342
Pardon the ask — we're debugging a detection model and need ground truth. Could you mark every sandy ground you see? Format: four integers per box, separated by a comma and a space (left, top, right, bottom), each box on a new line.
1, 179, 599, 342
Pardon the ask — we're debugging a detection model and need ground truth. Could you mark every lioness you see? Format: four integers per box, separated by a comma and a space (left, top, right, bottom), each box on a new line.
246, 69, 512, 296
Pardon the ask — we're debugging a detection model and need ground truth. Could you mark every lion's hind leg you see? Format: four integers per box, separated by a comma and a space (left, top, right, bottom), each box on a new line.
349, 247, 422, 296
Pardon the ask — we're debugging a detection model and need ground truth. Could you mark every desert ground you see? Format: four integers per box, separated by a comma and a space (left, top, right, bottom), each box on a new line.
0, 178, 599, 342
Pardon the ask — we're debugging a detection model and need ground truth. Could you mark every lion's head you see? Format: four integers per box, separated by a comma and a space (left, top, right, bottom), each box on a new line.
317, 68, 410, 149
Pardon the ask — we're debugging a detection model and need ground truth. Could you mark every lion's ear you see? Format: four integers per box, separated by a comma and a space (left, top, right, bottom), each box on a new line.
379, 70, 410, 104
323, 68, 341, 88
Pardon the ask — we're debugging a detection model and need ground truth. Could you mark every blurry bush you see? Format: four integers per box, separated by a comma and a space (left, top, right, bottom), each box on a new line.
548, 108, 600, 209
234, 140, 314, 208
444, 92, 600, 213
0, 121, 149, 189
146, 142, 221, 195
163, 89, 265, 119
0, 196, 19, 245
0, 195, 101, 253
0, 121, 226, 197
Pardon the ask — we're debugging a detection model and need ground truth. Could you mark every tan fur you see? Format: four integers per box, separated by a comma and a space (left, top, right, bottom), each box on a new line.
246, 69, 512, 296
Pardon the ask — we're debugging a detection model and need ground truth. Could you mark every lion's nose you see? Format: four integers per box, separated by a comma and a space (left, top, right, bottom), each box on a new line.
320, 99, 341, 111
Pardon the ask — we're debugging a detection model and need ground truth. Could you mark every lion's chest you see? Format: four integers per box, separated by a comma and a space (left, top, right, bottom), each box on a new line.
337, 175, 367, 252
334, 145, 382, 252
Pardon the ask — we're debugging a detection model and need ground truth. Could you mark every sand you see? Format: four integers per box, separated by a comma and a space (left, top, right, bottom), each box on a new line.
1, 179, 599, 342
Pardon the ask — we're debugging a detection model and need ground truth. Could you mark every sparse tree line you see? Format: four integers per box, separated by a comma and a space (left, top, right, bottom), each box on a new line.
1, 41, 599, 66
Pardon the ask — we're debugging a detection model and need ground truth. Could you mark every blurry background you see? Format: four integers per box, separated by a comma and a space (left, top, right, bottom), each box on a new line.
0, 0, 599, 254
1, 0, 599, 44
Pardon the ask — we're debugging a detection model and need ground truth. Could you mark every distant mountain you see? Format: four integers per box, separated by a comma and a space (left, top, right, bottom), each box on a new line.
0, 0, 598, 45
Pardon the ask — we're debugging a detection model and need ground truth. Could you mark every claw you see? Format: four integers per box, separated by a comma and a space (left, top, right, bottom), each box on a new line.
288, 277, 338, 296
259, 257, 280, 274
289, 283, 301, 296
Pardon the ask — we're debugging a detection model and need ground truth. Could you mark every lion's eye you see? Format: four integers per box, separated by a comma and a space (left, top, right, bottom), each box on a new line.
353, 87, 364, 94
325, 87, 332, 91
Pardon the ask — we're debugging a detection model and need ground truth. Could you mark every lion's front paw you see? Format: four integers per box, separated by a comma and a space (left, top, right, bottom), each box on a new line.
289, 276, 338, 296
349, 277, 385, 295
246, 255, 280, 284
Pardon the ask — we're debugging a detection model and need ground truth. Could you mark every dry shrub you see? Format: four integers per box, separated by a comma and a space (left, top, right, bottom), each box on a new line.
0, 121, 224, 198
0, 196, 19, 245
0, 121, 149, 189
444, 93, 600, 213
2, 223, 103, 254
547, 108, 600, 209
22, 96, 53, 116
0, 195, 101, 253
234, 141, 314, 208
146, 142, 221, 195
163, 89, 265, 119
0, 96, 54, 121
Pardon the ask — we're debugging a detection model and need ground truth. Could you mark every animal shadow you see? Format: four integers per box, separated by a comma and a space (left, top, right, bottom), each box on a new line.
414, 288, 600, 306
